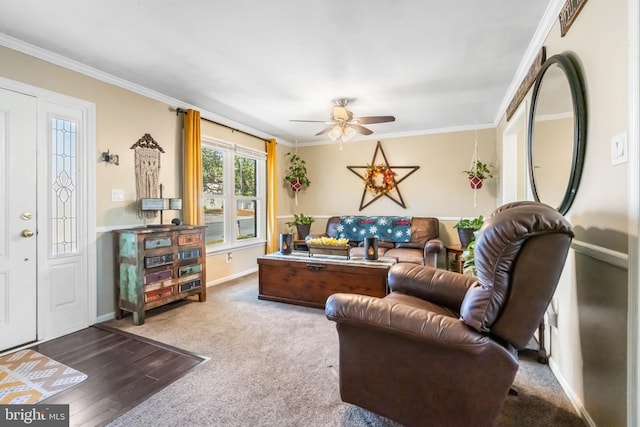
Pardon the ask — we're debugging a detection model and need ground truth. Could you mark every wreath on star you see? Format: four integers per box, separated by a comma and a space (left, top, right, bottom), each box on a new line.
364, 164, 396, 195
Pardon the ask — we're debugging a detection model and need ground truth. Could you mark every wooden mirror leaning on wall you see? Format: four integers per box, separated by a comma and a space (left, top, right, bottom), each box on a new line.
527, 53, 587, 215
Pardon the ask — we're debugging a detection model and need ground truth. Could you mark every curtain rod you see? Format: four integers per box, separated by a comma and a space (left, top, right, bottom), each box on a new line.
175, 108, 268, 142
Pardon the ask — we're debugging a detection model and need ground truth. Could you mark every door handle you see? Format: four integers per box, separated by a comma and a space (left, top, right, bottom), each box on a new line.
306, 263, 326, 271
22, 229, 34, 238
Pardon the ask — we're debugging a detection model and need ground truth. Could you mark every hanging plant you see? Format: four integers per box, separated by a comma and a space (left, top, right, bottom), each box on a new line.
284, 152, 311, 192
462, 160, 494, 189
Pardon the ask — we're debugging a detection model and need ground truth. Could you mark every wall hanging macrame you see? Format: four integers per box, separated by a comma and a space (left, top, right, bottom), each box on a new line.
131, 133, 165, 218
464, 129, 494, 208
347, 141, 419, 211
285, 141, 309, 206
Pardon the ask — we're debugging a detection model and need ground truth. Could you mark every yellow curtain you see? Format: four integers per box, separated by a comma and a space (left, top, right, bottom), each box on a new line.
183, 109, 203, 225
266, 138, 278, 253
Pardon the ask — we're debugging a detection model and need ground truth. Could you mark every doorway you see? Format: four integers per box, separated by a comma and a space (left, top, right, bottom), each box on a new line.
0, 80, 96, 352
501, 102, 529, 204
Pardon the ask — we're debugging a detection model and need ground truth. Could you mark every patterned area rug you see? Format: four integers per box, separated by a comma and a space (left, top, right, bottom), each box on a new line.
0, 349, 87, 404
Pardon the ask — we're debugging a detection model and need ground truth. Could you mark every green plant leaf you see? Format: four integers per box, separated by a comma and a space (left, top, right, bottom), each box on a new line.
453, 215, 484, 230
284, 152, 311, 188
285, 213, 315, 228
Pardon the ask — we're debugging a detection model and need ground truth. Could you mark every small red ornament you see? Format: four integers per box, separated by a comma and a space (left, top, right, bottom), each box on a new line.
469, 176, 483, 189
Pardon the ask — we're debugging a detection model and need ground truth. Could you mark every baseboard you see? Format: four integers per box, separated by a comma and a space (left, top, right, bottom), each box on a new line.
548, 357, 596, 427
96, 268, 257, 323
206, 267, 258, 287
96, 312, 116, 323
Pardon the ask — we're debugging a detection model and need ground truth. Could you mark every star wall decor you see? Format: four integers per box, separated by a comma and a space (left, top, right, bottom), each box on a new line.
347, 141, 420, 211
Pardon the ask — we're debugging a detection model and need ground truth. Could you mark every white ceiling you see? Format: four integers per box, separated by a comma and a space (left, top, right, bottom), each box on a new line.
0, 0, 555, 144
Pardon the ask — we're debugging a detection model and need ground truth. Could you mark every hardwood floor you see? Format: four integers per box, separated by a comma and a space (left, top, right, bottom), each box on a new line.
30, 324, 207, 427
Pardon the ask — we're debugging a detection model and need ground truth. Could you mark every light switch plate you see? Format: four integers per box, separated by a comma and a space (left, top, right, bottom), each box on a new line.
112, 189, 125, 202
611, 132, 628, 165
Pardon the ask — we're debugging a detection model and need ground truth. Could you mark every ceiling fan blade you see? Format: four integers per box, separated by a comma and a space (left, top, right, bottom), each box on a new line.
353, 115, 396, 125
290, 119, 331, 123
351, 124, 373, 135
315, 126, 335, 136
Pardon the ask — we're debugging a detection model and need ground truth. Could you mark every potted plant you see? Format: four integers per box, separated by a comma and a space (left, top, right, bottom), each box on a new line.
462, 160, 494, 189
284, 152, 311, 192
285, 213, 315, 240
453, 215, 484, 249
461, 240, 478, 276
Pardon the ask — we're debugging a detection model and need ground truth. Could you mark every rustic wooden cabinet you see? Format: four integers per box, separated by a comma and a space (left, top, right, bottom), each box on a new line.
113, 225, 207, 325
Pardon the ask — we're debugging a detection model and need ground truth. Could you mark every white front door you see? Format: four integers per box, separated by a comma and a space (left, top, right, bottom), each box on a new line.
0, 88, 38, 350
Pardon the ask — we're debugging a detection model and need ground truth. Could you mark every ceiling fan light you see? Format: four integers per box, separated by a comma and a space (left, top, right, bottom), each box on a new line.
327, 125, 342, 141
342, 126, 357, 141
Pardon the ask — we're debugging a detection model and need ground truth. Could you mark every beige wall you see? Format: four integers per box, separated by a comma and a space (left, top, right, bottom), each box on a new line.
276, 128, 500, 249
496, 0, 628, 424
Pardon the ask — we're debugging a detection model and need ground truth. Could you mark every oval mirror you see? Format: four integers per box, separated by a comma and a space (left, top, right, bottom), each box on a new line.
527, 54, 586, 215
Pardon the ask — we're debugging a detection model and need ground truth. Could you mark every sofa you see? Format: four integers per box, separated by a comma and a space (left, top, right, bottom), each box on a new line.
320, 216, 442, 266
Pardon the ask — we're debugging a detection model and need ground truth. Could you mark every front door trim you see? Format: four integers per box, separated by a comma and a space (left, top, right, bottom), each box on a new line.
0, 75, 96, 344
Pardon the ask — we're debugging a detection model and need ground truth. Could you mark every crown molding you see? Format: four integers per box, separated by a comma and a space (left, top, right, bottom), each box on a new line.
280, 122, 496, 148
494, 0, 565, 126
0, 32, 274, 142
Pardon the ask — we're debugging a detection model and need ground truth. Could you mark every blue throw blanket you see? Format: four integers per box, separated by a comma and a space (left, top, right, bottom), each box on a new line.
336, 216, 412, 243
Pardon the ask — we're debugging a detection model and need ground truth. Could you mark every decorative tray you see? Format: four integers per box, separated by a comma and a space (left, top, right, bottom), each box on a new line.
307, 244, 350, 259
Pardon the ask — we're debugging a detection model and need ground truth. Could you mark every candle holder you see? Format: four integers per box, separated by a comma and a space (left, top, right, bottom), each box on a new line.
280, 233, 293, 254
364, 236, 378, 260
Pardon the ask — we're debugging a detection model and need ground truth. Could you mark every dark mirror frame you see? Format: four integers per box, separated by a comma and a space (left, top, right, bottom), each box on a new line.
527, 53, 587, 215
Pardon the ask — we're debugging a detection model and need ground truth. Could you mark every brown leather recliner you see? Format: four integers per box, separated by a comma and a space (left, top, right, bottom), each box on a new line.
325, 202, 574, 427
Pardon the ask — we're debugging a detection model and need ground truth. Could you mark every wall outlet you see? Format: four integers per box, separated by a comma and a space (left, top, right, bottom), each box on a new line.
611, 132, 628, 165
226, 252, 232, 263
111, 189, 125, 202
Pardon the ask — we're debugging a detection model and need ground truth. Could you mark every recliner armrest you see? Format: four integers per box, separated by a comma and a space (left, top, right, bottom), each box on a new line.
424, 238, 443, 254
388, 263, 476, 313
325, 293, 488, 353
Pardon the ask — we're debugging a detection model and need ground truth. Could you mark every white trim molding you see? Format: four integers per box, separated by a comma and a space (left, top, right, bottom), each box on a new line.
570, 240, 629, 270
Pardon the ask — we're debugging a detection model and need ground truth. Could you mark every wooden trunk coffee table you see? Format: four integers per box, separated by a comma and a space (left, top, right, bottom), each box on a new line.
257, 252, 397, 309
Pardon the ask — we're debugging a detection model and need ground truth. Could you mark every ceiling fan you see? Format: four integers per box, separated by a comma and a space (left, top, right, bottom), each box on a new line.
291, 99, 395, 141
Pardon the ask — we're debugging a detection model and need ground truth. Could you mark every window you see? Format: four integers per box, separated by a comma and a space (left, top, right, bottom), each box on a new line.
51, 117, 78, 256
202, 137, 265, 249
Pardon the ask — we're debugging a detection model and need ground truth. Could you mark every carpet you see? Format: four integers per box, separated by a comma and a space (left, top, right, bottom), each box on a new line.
0, 349, 87, 404
104, 273, 586, 427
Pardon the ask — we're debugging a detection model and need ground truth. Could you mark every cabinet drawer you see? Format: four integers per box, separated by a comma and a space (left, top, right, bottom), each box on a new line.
179, 264, 201, 277
179, 248, 201, 260
145, 286, 174, 303
144, 269, 172, 284
179, 279, 201, 293
144, 253, 174, 268
144, 279, 173, 292
144, 237, 172, 249
178, 233, 202, 245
